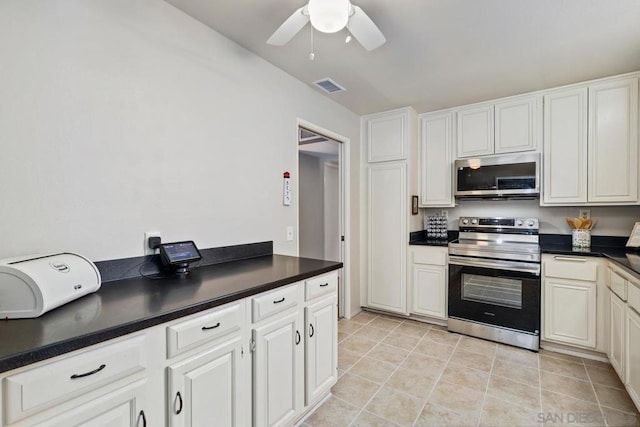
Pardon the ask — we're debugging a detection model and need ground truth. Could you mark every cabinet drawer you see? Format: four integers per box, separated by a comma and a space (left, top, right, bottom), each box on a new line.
4, 334, 146, 424
629, 282, 640, 315
609, 268, 628, 301
166, 301, 243, 358
412, 248, 447, 266
544, 256, 598, 281
305, 273, 338, 301
252, 284, 299, 323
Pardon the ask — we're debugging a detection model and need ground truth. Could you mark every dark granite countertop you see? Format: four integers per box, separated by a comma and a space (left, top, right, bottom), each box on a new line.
409, 230, 458, 246
0, 254, 342, 374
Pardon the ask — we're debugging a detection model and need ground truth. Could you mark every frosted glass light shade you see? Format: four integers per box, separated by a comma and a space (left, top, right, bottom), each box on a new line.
308, 0, 349, 33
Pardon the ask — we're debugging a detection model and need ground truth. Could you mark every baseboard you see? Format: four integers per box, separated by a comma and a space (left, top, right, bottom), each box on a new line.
540, 340, 609, 363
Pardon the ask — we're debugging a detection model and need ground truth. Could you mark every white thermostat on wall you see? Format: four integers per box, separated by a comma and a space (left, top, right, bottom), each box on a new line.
0, 252, 101, 319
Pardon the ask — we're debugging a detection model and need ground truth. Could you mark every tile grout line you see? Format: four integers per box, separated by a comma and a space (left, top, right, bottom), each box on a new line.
584, 361, 608, 426
475, 344, 499, 427
537, 348, 544, 426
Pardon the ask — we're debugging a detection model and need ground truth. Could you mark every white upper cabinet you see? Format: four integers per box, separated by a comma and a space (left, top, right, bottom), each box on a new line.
419, 111, 454, 207
456, 104, 494, 157
495, 96, 538, 154
588, 77, 639, 204
542, 87, 588, 205
542, 76, 639, 206
366, 109, 409, 162
456, 95, 538, 158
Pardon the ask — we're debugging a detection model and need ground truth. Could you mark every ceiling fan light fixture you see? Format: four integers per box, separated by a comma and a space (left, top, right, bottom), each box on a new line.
308, 0, 349, 34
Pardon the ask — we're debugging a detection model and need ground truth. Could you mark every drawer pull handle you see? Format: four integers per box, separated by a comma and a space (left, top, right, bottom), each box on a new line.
309, 323, 315, 338
70, 363, 106, 379
202, 322, 221, 331
553, 256, 586, 262
295, 330, 301, 345
320, 283, 329, 287
138, 410, 147, 427
175, 391, 183, 415
273, 297, 286, 304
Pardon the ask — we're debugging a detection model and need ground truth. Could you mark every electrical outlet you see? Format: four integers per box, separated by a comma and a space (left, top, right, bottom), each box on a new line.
440, 210, 448, 219
579, 209, 590, 219
286, 226, 294, 241
144, 231, 161, 255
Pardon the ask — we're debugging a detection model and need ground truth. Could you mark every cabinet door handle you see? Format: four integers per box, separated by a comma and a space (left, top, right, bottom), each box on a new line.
320, 283, 329, 287
295, 330, 301, 345
70, 363, 106, 379
175, 391, 183, 415
138, 410, 147, 427
273, 297, 286, 304
309, 323, 315, 338
553, 256, 586, 262
202, 322, 221, 331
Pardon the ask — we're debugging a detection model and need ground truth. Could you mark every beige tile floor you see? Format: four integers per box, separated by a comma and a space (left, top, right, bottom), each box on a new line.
302, 311, 640, 427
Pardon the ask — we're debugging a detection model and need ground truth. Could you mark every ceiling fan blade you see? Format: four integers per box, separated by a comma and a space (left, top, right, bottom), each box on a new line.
348, 5, 386, 51
267, 6, 310, 46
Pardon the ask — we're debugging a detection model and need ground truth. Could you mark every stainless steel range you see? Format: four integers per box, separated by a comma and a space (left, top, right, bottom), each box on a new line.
447, 217, 541, 351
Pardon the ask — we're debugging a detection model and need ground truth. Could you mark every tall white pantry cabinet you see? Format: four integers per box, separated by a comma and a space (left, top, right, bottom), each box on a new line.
362, 107, 420, 315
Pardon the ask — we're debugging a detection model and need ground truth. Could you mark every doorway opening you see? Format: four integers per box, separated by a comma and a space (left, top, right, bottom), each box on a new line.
297, 121, 349, 318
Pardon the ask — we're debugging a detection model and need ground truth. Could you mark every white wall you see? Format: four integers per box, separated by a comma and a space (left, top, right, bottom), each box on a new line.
0, 0, 360, 277
425, 201, 640, 236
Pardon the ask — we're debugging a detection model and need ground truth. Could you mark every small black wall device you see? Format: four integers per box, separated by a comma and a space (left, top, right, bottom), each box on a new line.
159, 241, 202, 275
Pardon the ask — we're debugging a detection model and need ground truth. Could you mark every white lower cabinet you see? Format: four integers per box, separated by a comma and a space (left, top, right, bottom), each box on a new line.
410, 246, 447, 320
251, 272, 339, 427
252, 309, 304, 427
609, 290, 626, 379
1, 333, 153, 427
0, 270, 340, 427
542, 255, 599, 349
626, 303, 640, 409
544, 278, 596, 347
304, 295, 338, 405
167, 335, 245, 427
33, 379, 148, 427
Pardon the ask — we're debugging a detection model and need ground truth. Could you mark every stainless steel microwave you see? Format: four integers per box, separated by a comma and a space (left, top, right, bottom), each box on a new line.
454, 153, 540, 199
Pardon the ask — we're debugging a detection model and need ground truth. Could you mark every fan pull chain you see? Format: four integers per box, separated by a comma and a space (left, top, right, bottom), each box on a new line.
309, 25, 315, 60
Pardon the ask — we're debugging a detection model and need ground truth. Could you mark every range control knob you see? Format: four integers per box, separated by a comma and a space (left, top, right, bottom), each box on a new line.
528, 220, 536, 227
461, 218, 469, 225
516, 220, 524, 227
471, 218, 478, 225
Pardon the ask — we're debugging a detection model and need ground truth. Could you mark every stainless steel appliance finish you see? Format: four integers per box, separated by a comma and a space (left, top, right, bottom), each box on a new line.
448, 216, 541, 351
454, 153, 540, 200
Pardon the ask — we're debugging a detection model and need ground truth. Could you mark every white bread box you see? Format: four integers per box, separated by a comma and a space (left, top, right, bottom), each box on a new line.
0, 252, 101, 319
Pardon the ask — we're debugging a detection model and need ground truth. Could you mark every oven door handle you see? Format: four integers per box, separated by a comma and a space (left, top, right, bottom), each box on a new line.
449, 255, 540, 276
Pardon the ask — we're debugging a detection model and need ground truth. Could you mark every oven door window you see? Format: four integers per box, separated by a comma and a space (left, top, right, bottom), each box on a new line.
461, 273, 522, 309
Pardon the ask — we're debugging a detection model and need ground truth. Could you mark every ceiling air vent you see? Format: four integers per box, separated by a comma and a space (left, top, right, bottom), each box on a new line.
313, 78, 346, 94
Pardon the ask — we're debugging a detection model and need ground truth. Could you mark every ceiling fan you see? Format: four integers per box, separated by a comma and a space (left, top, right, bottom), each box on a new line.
267, 0, 386, 51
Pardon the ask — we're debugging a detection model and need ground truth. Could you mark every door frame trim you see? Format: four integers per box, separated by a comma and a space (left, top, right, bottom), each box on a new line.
296, 118, 351, 319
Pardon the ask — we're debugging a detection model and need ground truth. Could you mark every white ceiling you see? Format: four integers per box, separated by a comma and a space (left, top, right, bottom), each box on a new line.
164, 0, 640, 115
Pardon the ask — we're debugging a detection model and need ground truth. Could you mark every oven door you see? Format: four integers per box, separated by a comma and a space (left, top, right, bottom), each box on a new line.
448, 256, 541, 334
